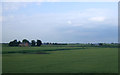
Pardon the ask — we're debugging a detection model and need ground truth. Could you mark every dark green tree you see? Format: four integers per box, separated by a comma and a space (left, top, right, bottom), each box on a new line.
9, 39, 19, 46
31, 40, 36, 46
22, 39, 29, 44
13, 40, 19, 46
18, 41, 21, 44
37, 40, 42, 46
99, 43, 103, 46
9, 41, 14, 46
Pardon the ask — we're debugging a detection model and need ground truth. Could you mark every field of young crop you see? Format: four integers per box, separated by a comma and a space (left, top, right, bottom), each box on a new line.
2, 45, 118, 73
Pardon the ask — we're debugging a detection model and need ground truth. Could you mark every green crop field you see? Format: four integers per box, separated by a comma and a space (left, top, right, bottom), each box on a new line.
2, 44, 118, 73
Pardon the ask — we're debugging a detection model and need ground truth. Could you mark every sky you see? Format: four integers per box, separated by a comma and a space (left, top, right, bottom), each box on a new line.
1, 0, 119, 2
2, 2, 118, 43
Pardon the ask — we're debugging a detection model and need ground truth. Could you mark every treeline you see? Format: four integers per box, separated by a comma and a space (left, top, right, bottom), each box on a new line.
74, 43, 118, 48
43, 42, 67, 45
9, 39, 42, 47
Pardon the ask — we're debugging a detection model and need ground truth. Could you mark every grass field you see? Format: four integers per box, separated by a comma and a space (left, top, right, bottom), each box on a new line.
2, 45, 118, 73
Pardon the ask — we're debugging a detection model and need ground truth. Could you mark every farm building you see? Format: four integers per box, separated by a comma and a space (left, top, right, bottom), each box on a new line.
19, 42, 30, 47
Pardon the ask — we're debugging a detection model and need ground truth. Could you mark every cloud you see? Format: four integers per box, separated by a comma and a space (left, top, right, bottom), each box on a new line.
0, 6, 2, 22
1, 0, 119, 2
67, 20, 72, 24
2, 2, 117, 43
0, 16, 2, 22
3, 3, 29, 11
36, 3, 41, 6
3, 2, 44, 11
2, 0, 61, 2
3, 8, 117, 28
89, 17, 106, 22
0, 3, 2, 43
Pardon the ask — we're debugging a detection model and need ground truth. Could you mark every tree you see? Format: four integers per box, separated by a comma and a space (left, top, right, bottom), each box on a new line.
18, 41, 21, 45
99, 43, 103, 46
8, 39, 19, 46
9, 41, 14, 46
31, 40, 36, 46
22, 39, 29, 44
13, 40, 19, 46
37, 40, 42, 46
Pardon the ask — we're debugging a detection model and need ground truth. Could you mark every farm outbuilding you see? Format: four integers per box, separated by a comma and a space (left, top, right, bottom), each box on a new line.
19, 42, 30, 47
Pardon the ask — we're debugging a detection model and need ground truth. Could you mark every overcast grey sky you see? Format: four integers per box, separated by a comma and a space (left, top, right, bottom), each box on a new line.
2, 2, 118, 43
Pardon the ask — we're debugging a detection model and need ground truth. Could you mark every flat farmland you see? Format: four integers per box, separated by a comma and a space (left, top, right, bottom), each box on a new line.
2, 45, 118, 73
